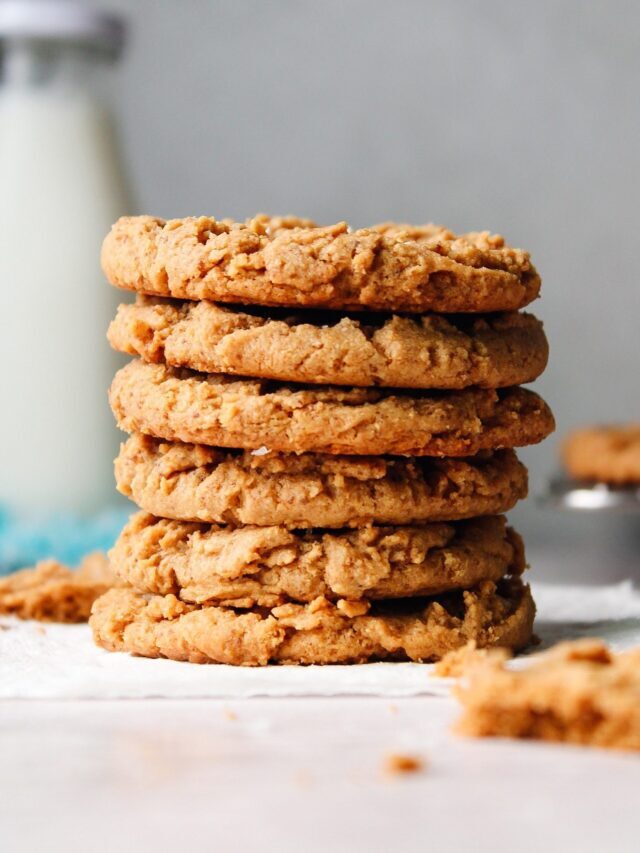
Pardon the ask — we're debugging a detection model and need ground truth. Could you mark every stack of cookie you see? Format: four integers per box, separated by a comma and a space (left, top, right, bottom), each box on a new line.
90, 216, 554, 665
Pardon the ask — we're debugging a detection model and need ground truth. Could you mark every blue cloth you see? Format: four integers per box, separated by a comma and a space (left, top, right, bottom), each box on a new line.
0, 504, 131, 574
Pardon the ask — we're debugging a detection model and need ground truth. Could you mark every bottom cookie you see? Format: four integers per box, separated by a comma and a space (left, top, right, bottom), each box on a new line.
90, 576, 535, 665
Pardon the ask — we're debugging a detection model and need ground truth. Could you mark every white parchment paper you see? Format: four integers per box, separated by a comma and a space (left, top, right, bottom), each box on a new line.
1, 581, 639, 699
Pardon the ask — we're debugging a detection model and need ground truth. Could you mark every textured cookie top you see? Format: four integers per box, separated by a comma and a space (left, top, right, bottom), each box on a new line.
109, 360, 555, 456
454, 638, 640, 751
90, 576, 535, 665
562, 425, 640, 485
0, 553, 113, 623
110, 511, 525, 607
101, 215, 540, 314
116, 434, 527, 527
109, 296, 548, 390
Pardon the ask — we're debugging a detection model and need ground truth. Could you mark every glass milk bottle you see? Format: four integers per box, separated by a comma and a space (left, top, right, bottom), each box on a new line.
0, 2, 130, 515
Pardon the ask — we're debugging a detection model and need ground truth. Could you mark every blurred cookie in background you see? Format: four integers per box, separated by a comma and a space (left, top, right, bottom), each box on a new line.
562, 426, 640, 485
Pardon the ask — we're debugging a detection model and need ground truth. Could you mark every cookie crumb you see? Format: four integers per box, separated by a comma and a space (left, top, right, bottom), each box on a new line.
388, 704, 399, 715
383, 754, 425, 775
307, 596, 333, 614
222, 708, 237, 721
336, 598, 370, 617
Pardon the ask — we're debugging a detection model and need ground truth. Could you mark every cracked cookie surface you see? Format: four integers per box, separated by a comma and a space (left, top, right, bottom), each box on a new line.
90, 575, 535, 665
109, 360, 555, 456
109, 296, 548, 390
101, 215, 540, 314
110, 512, 525, 607
116, 435, 528, 527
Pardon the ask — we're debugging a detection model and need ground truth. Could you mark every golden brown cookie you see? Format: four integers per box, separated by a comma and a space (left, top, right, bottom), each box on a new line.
116, 434, 528, 527
110, 361, 555, 457
108, 296, 548, 390
454, 639, 640, 751
101, 215, 540, 314
0, 553, 113, 623
562, 425, 640, 485
90, 576, 535, 665
110, 512, 525, 608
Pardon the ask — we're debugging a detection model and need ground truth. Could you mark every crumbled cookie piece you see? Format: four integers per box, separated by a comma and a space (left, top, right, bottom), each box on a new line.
0, 553, 114, 623
433, 640, 512, 677
454, 638, 640, 751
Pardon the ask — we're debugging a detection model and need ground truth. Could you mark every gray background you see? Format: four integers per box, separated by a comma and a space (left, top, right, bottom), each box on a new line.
91, 0, 640, 577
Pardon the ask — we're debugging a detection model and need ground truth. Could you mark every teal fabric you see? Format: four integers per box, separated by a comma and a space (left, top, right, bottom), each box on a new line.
0, 505, 131, 574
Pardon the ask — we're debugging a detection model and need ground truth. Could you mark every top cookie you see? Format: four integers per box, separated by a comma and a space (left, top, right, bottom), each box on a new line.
101, 215, 540, 314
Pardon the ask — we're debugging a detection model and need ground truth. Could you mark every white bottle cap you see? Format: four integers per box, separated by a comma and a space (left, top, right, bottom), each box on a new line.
0, 1, 125, 57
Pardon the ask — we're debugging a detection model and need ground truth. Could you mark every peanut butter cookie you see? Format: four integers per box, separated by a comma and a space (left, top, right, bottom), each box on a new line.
90, 575, 535, 665
109, 361, 555, 456
110, 512, 525, 607
101, 215, 540, 314
116, 435, 528, 527
108, 296, 548, 389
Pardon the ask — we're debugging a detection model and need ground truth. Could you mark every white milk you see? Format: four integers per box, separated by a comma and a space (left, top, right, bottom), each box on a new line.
0, 86, 130, 513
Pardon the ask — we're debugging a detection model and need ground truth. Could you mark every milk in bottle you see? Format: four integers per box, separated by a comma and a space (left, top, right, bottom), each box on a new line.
0, 2, 131, 514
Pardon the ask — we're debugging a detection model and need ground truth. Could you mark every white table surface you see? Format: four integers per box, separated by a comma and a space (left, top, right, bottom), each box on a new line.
2, 695, 640, 853
3, 564, 640, 852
